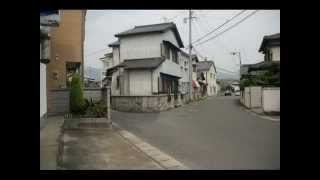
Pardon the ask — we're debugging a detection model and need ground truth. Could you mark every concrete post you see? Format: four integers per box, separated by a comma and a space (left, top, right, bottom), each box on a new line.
106, 86, 111, 124
103, 85, 112, 127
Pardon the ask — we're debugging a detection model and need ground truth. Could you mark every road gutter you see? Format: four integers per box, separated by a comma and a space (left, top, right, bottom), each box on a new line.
113, 123, 189, 170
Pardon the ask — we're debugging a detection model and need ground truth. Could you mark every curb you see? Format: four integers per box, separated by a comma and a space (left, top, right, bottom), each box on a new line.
241, 107, 280, 122
113, 123, 189, 170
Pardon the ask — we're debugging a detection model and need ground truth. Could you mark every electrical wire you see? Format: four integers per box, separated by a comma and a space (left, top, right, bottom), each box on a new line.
193, 10, 259, 47
192, 10, 246, 44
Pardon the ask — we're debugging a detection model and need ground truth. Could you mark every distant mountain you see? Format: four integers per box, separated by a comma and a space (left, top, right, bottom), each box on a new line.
216, 71, 239, 80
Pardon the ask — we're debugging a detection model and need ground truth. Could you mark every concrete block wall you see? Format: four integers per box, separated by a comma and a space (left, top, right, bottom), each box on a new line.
241, 86, 280, 113
250, 86, 262, 108
48, 89, 70, 115
242, 86, 262, 109
48, 88, 102, 115
262, 87, 280, 113
111, 94, 178, 113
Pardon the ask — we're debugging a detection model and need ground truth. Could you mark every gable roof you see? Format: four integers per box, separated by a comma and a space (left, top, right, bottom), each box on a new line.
115, 22, 184, 48
118, 57, 165, 70
259, 33, 280, 52
108, 40, 120, 47
192, 54, 199, 62
196, 60, 216, 72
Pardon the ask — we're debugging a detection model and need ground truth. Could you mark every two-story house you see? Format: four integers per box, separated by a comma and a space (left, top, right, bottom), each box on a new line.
259, 33, 280, 62
240, 33, 280, 78
107, 22, 186, 97
100, 52, 113, 81
196, 60, 217, 96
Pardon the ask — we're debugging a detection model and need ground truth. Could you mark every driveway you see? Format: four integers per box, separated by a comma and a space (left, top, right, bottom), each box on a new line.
112, 96, 280, 170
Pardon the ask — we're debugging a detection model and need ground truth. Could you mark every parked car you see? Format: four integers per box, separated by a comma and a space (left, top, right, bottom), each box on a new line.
234, 90, 240, 96
224, 90, 231, 96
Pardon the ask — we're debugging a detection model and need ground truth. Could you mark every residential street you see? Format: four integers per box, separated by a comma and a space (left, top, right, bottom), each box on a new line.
112, 96, 280, 170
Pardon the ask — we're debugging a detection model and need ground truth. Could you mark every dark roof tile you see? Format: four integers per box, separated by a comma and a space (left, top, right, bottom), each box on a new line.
115, 22, 184, 48
108, 40, 120, 47
120, 57, 165, 70
196, 60, 216, 72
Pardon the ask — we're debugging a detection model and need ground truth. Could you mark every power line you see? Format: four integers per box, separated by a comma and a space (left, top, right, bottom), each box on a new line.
193, 10, 259, 47
192, 10, 246, 44
192, 47, 206, 60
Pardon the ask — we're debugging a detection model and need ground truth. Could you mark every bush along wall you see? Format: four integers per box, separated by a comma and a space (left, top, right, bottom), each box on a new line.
69, 72, 86, 115
240, 63, 280, 90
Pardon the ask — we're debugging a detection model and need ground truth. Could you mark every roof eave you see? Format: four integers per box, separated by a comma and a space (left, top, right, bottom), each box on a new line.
115, 30, 163, 38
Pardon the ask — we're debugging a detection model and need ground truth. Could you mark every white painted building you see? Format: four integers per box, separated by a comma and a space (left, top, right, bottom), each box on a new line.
105, 22, 191, 97
100, 52, 113, 80
259, 33, 280, 62
197, 60, 218, 96
40, 27, 51, 128
241, 33, 280, 78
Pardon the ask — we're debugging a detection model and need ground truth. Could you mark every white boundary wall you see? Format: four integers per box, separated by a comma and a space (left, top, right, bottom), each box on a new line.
262, 87, 280, 112
250, 86, 262, 108
40, 63, 47, 118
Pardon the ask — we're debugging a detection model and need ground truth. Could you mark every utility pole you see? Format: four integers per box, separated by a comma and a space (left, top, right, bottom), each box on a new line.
231, 51, 242, 80
184, 10, 197, 101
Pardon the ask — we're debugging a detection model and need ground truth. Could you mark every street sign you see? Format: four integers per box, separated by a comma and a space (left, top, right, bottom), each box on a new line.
40, 10, 60, 26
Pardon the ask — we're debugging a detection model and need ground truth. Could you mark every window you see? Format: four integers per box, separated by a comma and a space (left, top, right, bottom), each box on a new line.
210, 73, 213, 78
172, 50, 178, 64
193, 65, 196, 72
165, 45, 170, 59
184, 61, 187, 66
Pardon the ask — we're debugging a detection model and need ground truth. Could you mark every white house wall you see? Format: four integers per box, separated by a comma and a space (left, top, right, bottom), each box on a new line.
179, 54, 190, 82
111, 29, 185, 96
205, 65, 217, 96
162, 30, 180, 48
271, 46, 280, 61
40, 63, 47, 118
158, 60, 182, 78
120, 33, 162, 61
113, 47, 120, 65
119, 29, 180, 61
129, 70, 152, 95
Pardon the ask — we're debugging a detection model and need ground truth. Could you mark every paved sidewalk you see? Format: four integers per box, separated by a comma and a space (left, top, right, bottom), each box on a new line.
40, 116, 64, 170
59, 127, 165, 170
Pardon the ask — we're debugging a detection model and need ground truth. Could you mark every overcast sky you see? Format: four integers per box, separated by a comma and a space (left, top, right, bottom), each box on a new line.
84, 10, 280, 78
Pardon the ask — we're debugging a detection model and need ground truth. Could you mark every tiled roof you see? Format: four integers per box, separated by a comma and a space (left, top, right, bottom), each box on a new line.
259, 33, 280, 52
108, 40, 120, 47
115, 22, 184, 48
196, 60, 216, 72
119, 57, 165, 70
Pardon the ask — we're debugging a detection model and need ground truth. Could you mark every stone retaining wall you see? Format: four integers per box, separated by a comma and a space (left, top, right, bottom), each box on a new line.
111, 94, 180, 113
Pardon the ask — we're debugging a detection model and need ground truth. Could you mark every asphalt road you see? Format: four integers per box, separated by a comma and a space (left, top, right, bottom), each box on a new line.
112, 96, 280, 170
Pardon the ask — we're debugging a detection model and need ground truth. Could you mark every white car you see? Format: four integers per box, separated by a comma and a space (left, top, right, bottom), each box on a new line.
234, 90, 241, 96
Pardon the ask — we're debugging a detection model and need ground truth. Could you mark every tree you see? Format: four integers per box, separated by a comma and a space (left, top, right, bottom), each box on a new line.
69, 72, 86, 115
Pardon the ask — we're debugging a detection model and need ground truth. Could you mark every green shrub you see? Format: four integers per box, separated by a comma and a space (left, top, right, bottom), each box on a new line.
87, 100, 107, 117
69, 72, 86, 115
